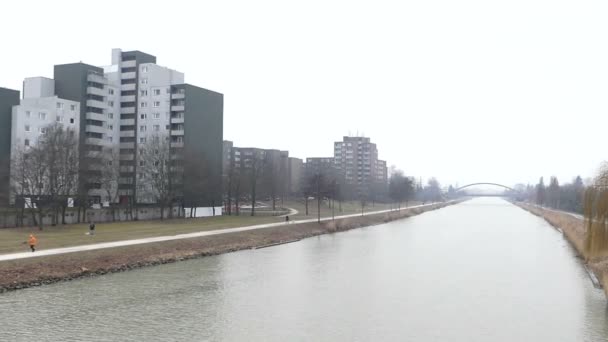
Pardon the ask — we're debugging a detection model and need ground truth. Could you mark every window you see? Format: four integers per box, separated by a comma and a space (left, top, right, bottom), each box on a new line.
108, 113, 114, 119
24, 139, 30, 147
139, 125, 146, 132
106, 137, 113, 142
166, 88, 171, 94
70, 104, 76, 111
154, 89, 161, 96
165, 124, 170, 130
140, 102, 147, 108
140, 90, 148, 96
153, 113, 160, 119
70, 118, 75, 124
38, 112, 46, 120
141, 78, 148, 84
108, 125, 113, 130
108, 101, 114, 106
141, 66, 148, 73
139, 137, 146, 143
139, 161, 145, 167
140, 114, 147, 120
24, 125, 30, 132
56, 116, 63, 122
153, 101, 160, 107
153, 125, 160, 131
109, 88, 115, 95
25, 111, 31, 118
39, 127, 47, 134
56, 102, 63, 109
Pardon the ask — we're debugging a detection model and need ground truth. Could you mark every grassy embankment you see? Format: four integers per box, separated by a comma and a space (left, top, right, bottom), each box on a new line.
0, 200, 416, 254
0, 201, 452, 292
517, 203, 608, 296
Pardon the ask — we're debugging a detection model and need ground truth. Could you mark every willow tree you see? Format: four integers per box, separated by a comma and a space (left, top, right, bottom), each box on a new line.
584, 163, 608, 259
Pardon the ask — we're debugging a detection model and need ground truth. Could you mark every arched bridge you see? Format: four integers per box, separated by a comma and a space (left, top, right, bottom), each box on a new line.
454, 183, 516, 193
448, 183, 521, 197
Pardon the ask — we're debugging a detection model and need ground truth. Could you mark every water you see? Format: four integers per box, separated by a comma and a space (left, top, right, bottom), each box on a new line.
1, 198, 607, 341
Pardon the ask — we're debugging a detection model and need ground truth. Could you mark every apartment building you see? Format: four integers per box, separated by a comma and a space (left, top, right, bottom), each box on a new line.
0, 87, 20, 206
223, 141, 296, 198
287, 157, 303, 195
11, 78, 81, 152
375, 159, 388, 184
304, 157, 336, 180
4, 49, 223, 214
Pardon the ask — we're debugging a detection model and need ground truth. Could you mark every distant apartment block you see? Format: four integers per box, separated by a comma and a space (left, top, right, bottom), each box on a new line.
287, 157, 303, 194
5, 49, 223, 214
223, 140, 300, 197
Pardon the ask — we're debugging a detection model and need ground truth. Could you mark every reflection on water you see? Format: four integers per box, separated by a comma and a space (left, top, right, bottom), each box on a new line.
1, 198, 607, 341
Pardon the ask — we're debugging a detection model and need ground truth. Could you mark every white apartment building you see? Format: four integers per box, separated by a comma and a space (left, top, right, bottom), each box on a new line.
11, 77, 81, 151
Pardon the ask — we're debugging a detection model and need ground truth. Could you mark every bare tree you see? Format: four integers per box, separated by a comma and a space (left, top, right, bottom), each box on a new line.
11, 124, 79, 229
262, 154, 282, 211
99, 148, 121, 221
389, 170, 415, 210
139, 135, 176, 220
246, 151, 265, 216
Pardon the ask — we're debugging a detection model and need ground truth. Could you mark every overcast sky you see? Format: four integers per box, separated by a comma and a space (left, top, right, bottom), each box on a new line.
2, 0, 607, 188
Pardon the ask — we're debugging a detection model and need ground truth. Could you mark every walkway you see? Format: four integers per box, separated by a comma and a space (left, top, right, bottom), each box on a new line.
0, 203, 441, 262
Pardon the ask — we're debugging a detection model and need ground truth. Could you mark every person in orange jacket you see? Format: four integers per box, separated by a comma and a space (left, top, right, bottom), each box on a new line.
28, 234, 37, 252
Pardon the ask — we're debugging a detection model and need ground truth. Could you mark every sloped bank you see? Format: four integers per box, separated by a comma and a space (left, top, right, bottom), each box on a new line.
0, 201, 460, 293
515, 203, 608, 295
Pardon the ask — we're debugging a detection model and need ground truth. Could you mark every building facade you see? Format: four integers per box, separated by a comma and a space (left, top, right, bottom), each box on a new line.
4, 49, 223, 215
0, 87, 20, 206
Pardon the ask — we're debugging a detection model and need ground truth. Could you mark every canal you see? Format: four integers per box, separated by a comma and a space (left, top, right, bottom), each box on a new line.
1, 198, 607, 341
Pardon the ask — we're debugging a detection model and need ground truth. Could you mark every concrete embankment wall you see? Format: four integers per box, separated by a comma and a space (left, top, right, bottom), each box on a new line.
0, 201, 458, 293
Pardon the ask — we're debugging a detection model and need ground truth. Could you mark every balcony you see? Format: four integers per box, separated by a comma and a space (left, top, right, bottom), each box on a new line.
87, 86, 106, 97
87, 73, 106, 84
121, 95, 136, 102
121, 83, 136, 91
121, 72, 136, 80
120, 142, 135, 149
119, 154, 135, 161
85, 137, 107, 146
120, 119, 135, 126
171, 93, 185, 99
170, 130, 185, 136
170, 117, 184, 124
121, 60, 136, 68
85, 125, 107, 134
171, 105, 184, 112
119, 130, 135, 138
86, 99, 107, 109
121, 107, 135, 114
171, 142, 184, 148
86, 112, 106, 122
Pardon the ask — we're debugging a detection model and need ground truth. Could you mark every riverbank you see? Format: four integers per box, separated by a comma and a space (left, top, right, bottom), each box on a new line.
0, 201, 457, 293
515, 203, 608, 296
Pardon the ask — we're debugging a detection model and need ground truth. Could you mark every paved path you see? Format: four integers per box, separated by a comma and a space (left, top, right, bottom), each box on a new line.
531, 204, 584, 220
279, 207, 299, 217
0, 203, 443, 262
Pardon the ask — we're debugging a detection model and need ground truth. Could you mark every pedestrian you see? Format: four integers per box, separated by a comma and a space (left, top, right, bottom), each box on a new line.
285, 215, 290, 224
89, 221, 96, 236
28, 234, 37, 252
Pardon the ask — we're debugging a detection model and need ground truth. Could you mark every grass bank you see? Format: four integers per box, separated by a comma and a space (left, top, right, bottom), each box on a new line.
0, 201, 457, 293
516, 203, 608, 296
